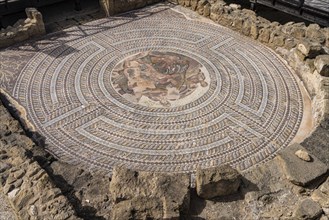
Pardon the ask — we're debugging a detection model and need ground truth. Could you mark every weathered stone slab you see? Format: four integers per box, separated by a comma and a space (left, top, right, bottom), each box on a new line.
278, 144, 328, 186
293, 199, 323, 220
109, 166, 190, 219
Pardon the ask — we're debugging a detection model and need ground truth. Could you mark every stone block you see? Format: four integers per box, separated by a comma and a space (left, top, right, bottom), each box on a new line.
111, 196, 163, 220
314, 55, 329, 77
306, 24, 326, 44
281, 21, 294, 35
278, 144, 328, 186
270, 32, 286, 48
297, 40, 323, 58
218, 14, 233, 27
197, 0, 208, 15
110, 166, 190, 219
258, 28, 271, 43
209, 2, 224, 21
250, 22, 259, 39
210, 12, 220, 21
312, 189, 329, 209
293, 199, 323, 220
196, 165, 241, 199
0, 8, 45, 48
191, 0, 199, 10
197, 0, 207, 9
284, 37, 297, 50
242, 19, 252, 36
203, 3, 211, 17
287, 48, 306, 69
290, 22, 306, 39
231, 17, 243, 31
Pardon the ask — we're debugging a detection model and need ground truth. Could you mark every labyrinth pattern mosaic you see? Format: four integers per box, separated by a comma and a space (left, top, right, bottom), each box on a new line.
10, 9, 303, 173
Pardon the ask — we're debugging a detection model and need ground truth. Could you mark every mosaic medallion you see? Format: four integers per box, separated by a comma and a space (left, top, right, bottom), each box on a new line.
111, 51, 210, 108
9, 7, 303, 173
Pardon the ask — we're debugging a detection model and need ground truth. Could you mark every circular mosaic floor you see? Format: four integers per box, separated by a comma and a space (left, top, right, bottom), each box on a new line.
13, 15, 303, 173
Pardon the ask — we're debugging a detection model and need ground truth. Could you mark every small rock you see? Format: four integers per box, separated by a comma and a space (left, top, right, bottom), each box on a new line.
323, 208, 329, 216
295, 149, 311, 161
229, 3, 241, 10
196, 165, 241, 199
0, 162, 11, 173
312, 189, 329, 208
293, 199, 323, 220
312, 177, 329, 209
29, 205, 38, 216
314, 55, 329, 77
6, 31, 16, 37
319, 177, 329, 194
7, 188, 20, 199
284, 37, 297, 50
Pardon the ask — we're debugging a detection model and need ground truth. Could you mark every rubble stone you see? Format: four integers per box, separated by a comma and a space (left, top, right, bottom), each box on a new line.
297, 40, 323, 58
0, 8, 45, 48
293, 199, 323, 220
110, 166, 190, 219
295, 149, 312, 162
314, 55, 329, 77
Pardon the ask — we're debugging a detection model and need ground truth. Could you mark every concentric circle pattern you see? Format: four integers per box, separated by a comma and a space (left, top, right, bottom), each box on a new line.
13, 15, 303, 173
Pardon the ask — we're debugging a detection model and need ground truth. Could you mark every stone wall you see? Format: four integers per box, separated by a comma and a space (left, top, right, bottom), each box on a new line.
0, 93, 112, 219
0, 101, 79, 219
167, 0, 329, 128
99, 0, 163, 16
0, 8, 46, 49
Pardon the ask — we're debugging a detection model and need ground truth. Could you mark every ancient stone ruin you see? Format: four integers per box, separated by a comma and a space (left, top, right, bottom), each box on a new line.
0, 8, 45, 48
0, 0, 328, 219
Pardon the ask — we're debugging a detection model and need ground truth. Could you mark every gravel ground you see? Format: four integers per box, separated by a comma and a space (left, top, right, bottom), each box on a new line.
0, 189, 17, 220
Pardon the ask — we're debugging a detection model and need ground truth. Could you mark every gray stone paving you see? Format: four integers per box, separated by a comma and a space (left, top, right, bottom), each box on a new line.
0, 4, 303, 173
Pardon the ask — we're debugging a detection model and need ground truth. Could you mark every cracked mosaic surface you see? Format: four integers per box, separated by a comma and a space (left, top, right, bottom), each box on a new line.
1, 5, 303, 173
